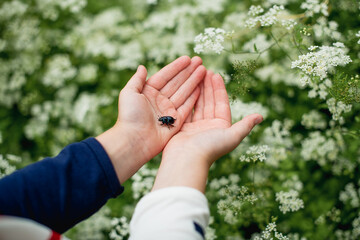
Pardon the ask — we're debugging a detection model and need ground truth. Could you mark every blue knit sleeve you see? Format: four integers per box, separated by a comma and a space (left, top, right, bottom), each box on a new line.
0, 137, 124, 233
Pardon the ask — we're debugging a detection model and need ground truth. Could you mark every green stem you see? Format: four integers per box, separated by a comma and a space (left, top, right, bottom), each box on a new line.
270, 31, 293, 61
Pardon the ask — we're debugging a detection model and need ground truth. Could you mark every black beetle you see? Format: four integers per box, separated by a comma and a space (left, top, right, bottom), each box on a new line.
158, 116, 176, 128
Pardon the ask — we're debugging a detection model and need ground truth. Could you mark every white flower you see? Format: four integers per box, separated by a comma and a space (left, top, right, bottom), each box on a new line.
230, 100, 268, 121
326, 98, 352, 123
194, 27, 231, 54
42, 54, 77, 88
301, 110, 327, 129
109, 216, 130, 240
239, 145, 270, 163
0, 154, 21, 179
301, 0, 328, 17
245, 5, 296, 29
291, 43, 352, 84
356, 31, 360, 44
339, 183, 360, 208
248, 5, 264, 16
131, 165, 157, 200
276, 190, 304, 214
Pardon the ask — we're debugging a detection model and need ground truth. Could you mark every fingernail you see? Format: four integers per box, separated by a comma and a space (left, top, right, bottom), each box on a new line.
254, 116, 263, 125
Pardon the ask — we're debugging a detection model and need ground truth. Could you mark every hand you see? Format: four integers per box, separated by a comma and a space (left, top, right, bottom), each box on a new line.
152, 71, 263, 192
96, 56, 205, 183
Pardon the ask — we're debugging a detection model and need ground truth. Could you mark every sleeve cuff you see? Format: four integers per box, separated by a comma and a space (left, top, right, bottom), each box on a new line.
130, 187, 209, 240
82, 137, 124, 197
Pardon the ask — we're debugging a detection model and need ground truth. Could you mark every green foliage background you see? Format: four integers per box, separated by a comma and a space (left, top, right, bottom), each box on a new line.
0, 0, 359, 239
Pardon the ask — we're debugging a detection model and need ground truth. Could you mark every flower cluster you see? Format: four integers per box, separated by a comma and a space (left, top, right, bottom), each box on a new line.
230, 100, 268, 121
339, 183, 360, 208
245, 5, 296, 30
194, 28, 231, 54
42, 54, 77, 88
301, 110, 327, 129
209, 174, 258, 224
301, 131, 340, 165
109, 217, 130, 240
252, 222, 289, 240
0, 154, 21, 179
326, 98, 352, 124
131, 165, 157, 200
275, 190, 304, 214
239, 145, 270, 163
291, 43, 352, 85
261, 120, 293, 167
301, 0, 328, 17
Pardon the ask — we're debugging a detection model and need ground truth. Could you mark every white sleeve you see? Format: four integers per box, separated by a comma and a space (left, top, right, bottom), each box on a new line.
129, 186, 210, 240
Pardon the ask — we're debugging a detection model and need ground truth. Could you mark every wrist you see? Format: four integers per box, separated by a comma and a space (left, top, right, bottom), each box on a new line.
152, 152, 211, 193
95, 126, 148, 184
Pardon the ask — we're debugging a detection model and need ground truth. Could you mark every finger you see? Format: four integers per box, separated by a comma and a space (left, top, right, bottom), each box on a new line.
203, 70, 215, 119
192, 81, 204, 121
185, 110, 192, 123
212, 74, 231, 122
124, 65, 147, 93
146, 56, 191, 90
160, 56, 202, 98
177, 87, 200, 124
170, 65, 206, 109
227, 114, 263, 146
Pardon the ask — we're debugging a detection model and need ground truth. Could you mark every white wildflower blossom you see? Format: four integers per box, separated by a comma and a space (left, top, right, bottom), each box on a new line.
301, 131, 340, 165
131, 165, 157, 200
261, 119, 293, 167
146, 0, 158, 5
77, 64, 98, 83
195, 0, 226, 14
301, 0, 328, 17
276, 190, 304, 214
252, 221, 289, 240
210, 174, 257, 224
0, 154, 21, 179
230, 100, 269, 121
281, 175, 304, 192
109, 216, 130, 240
356, 31, 360, 44
313, 17, 342, 41
339, 183, 360, 208
248, 5, 264, 16
243, 34, 273, 53
326, 98, 352, 124
42, 54, 77, 88
194, 28, 231, 54
205, 217, 217, 240
35, 0, 87, 20
239, 145, 270, 163
291, 43, 352, 85
245, 5, 296, 30
301, 110, 327, 129
255, 63, 304, 87
0, 1, 28, 21
110, 41, 143, 70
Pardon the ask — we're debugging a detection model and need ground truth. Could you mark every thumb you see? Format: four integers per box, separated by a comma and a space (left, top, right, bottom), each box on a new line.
125, 65, 147, 93
227, 113, 263, 147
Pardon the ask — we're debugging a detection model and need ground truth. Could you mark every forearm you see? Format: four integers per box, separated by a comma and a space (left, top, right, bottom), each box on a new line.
95, 126, 149, 184
0, 138, 123, 233
152, 151, 210, 193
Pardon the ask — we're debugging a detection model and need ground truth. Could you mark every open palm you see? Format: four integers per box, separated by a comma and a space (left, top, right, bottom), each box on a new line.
117, 56, 205, 164
163, 71, 263, 167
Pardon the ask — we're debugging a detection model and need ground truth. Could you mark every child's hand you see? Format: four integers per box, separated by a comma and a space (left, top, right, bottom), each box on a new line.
152, 71, 263, 192
96, 56, 205, 183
